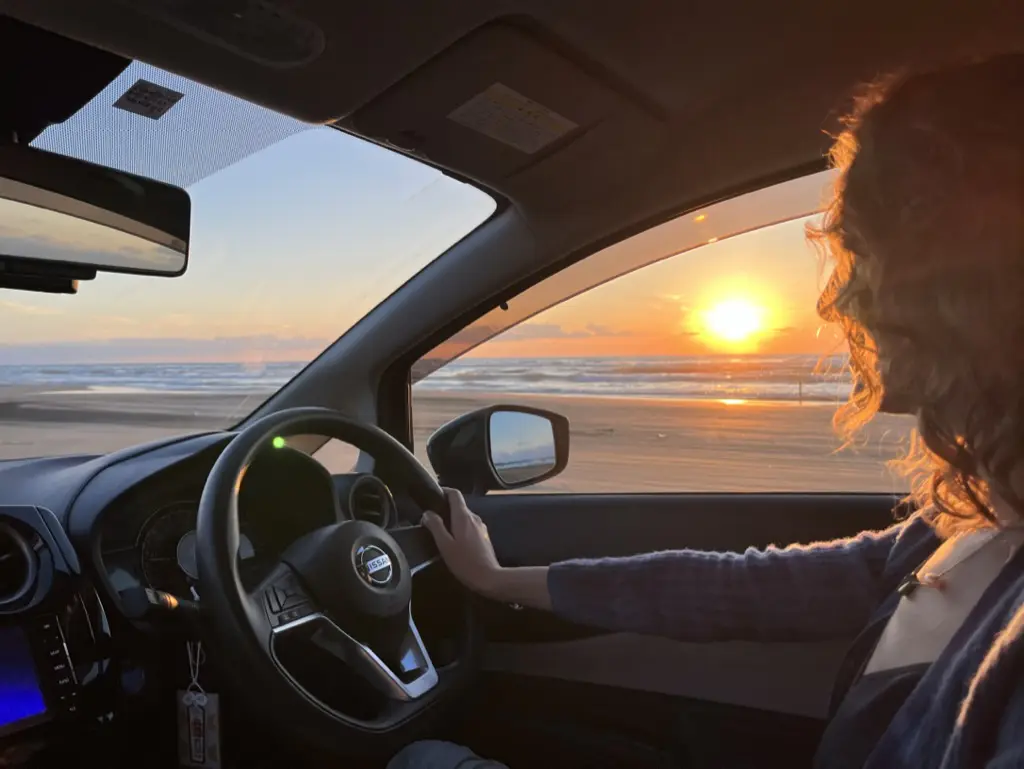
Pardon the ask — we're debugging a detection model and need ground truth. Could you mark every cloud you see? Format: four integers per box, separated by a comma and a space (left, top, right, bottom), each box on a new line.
0, 299, 63, 316
500, 323, 634, 341
585, 323, 634, 338
0, 335, 331, 364
500, 324, 584, 340
446, 325, 502, 346
94, 315, 136, 325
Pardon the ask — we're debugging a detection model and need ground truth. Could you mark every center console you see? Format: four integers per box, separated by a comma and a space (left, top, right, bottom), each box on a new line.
0, 506, 113, 744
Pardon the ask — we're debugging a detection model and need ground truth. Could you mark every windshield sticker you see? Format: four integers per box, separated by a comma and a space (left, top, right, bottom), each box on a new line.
113, 79, 185, 120
447, 83, 578, 154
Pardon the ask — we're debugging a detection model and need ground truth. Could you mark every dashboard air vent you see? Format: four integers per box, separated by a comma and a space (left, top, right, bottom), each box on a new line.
348, 476, 395, 529
0, 522, 37, 607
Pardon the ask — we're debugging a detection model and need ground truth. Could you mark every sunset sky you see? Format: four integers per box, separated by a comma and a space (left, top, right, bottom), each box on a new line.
0, 61, 494, 365
0, 62, 839, 366
468, 215, 844, 360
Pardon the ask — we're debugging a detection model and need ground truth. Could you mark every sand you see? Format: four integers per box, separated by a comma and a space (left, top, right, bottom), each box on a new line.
0, 386, 254, 458
0, 385, 915, 494
411, 391, 915, 494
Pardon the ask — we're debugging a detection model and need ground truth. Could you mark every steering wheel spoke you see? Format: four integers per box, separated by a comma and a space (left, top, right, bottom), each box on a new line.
285, 608, 439, 702
390, 524, 440, 576
250, 560, 320, 638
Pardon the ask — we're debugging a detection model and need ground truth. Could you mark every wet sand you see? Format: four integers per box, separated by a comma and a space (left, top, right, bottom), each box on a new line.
0, 386, 915, 494
0, 386, 254, 458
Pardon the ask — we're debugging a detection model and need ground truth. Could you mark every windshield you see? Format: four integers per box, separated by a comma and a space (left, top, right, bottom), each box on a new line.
0, 62, 495, 459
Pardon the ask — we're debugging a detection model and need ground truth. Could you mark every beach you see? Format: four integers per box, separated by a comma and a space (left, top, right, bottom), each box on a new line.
411, 391, 914, 494
0, 386, 253, 458
0, 382, 915, 494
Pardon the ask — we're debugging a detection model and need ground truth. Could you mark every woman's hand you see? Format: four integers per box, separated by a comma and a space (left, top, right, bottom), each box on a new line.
422, 488, 503, 597
422, 488, 553, 610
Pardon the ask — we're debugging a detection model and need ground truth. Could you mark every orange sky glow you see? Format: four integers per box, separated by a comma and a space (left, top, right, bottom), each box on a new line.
467, 216, 845, 359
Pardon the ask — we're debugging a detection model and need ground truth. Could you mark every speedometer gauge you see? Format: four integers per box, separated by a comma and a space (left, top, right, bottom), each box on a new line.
175, 530, 254, 580
138, 501, 197, 595
139, 501, 258, 594
176, 531, 199, 579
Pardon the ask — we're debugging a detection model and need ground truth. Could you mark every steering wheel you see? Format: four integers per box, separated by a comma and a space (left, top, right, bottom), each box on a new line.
194, 407, 479, 757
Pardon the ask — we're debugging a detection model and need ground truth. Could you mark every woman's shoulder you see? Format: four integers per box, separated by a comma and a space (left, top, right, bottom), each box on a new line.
872, 512, 940, 592
892, 510, 940, 548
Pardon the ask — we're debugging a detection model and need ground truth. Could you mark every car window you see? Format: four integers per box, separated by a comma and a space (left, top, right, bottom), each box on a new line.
412, 206, 917, 493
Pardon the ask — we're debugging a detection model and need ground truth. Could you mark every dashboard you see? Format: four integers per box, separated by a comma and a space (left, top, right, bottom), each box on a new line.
0, 429, 406, 753
136, 501, 255, 595
99, 443, 400, 599
99, 444, 335, 598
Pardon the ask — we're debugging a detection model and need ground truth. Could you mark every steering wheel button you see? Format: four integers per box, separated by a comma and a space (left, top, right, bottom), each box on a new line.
35, 616, 59, 634
265, 587, 283, 613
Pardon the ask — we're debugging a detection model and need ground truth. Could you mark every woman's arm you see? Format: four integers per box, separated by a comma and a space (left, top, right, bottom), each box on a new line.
545, 528, 900, 642
423, 490, 903, 643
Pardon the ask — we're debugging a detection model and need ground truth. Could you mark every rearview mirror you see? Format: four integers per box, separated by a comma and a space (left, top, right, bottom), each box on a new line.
427, 405, 570, 494
0, 144, 190, 293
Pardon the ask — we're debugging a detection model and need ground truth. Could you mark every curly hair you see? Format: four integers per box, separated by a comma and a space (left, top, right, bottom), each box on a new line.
810, 54, 1024, 536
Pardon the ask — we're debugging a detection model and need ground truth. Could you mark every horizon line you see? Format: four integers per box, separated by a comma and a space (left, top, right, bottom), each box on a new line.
0, 351, 853, 366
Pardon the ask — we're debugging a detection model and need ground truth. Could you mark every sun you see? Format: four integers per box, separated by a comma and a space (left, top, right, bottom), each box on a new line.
701, 298, 765, 344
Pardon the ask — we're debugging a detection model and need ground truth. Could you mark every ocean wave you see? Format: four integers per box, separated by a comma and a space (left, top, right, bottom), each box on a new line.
0, 355, 855, 403
416, 355, 853, 402
0, 362, 302, 394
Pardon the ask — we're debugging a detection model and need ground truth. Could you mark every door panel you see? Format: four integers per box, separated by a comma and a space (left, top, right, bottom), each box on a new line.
477, 492, 899, 566
453, 674, 827, 769
472, 492, 899, 644
447, 492, 901, 768
484, 634, 849, 718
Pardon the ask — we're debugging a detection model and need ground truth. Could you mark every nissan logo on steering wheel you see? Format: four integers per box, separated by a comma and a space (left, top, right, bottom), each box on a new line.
355, 544, 394, 586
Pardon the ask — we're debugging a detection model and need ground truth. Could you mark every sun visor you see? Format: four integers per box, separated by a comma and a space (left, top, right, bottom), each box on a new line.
347, 22, 668, 211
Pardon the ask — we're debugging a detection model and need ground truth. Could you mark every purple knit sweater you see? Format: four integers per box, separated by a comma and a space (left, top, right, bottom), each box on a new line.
546, 518, 1024, 768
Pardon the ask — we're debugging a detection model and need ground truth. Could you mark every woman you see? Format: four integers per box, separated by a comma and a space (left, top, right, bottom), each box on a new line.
392, 53, 1024, 768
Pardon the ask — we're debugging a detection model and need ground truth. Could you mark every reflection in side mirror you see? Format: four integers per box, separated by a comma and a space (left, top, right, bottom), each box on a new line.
427, 405, 570, 494
488, 411, 557, 486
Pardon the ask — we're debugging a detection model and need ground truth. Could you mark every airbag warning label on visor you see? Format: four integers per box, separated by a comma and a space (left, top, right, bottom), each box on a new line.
448, 83, 578, 154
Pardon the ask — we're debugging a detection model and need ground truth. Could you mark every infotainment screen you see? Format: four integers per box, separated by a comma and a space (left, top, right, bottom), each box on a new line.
0, 625, 48, 735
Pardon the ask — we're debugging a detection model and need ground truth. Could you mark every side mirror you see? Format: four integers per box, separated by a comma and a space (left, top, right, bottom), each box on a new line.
426, 406, 569, 494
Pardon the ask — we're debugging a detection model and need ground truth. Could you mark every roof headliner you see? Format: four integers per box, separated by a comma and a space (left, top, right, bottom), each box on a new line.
6, 1, 1021, 215
3, 1, 1022, 302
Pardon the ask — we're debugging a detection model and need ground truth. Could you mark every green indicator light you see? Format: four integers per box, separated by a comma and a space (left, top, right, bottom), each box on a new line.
272, 436, 286, 449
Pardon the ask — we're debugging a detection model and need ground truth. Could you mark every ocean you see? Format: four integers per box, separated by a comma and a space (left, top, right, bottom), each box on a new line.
0, 355, 853, 403
416, 355, 852, 402
0, 362, 301, 395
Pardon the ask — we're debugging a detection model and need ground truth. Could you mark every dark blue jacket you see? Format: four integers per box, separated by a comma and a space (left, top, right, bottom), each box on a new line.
549, 517, 1024, 767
